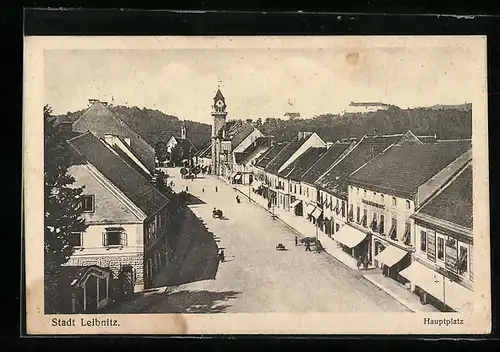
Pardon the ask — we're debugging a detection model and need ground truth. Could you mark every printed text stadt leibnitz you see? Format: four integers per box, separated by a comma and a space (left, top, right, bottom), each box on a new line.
52, 317, 120, 327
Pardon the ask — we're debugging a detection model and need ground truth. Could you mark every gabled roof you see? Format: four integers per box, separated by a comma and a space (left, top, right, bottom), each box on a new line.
72, 101, 156, 173
316, 134, 404, 199
301, 141, 352, 184
237, 136, 274, 165
278, 147, 327, 180
255, 143, 287, 169
67, 131, 169, 217
416, 164, 472, 229
265, 136, 312, 174
348, 139, 472, 199
217, 120, 256, 150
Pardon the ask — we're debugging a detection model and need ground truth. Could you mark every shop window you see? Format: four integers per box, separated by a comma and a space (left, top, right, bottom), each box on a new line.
437, 237, 444, 260
81, 195, 95, 212
458, 246, 468, 276
99, 277, 107, 302
420, 230, 427, 252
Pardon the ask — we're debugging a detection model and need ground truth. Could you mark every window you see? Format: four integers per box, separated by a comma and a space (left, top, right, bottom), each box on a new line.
371, 212, 378, 231
348, 204, 354, 221
103, 228, 127, 247
299, 185, 302, 195
362, 208, 368, 227
335, 199, 340, 214
458, 245, 468, 276
294, 184, 297, 193
420, 230, 427, 252
379, 214, 385, 234
437, 236, 445, 260
341, 201, 346, 217
306, 187, 309, 197
81, 195, 95, 212
389, 218, 397, 240
357, 188, 359, 195
336, 224, 340, 232
381, 194, 384, 202
69, 232, 82, 248
403, 222, 411, 245
364, 190, 367, 197
392, 197, 397, 206
356, 206, 360, 223
406, 200, 411, 209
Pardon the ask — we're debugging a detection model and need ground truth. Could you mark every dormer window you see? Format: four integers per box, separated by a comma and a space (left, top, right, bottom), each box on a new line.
81, 195, 95, 213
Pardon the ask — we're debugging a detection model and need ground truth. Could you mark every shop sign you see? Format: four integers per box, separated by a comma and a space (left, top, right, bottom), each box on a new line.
362, 199, 385, 209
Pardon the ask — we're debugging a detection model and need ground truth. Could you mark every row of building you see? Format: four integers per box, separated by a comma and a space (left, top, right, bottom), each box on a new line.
198, 88, 473, 312
49, 99, 177, 313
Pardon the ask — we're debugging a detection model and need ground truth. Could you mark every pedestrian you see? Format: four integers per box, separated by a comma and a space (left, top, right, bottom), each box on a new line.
202, 188, 205, 193
356, 256, 362, 269
363, 256, 369, 269
295, 236, 298, 246
215, 186, 218, 192
305, 242, 312, 252
185, 186, 189, 192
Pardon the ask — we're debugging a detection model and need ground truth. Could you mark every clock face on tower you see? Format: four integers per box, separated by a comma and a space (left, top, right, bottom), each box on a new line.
216, 100, 224, 108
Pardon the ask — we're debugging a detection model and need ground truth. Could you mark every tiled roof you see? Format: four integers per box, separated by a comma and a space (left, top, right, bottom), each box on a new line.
265, 138, 309, 174
237, 137, 273, 165
254, 143, 287, 169
216, 120, 256, 150
316, 135, 403, 199
213, 88, 225, 102
72, 101, 156, 173
418, 164, 472, 229
348, 139, 472, 199
278, 147, 327, 179
301, 141, 352, 184
67, 131, 169, 216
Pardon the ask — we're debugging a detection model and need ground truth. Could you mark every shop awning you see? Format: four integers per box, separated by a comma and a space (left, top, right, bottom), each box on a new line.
311, 207, 323, 218
373, 245, 408, 268
306, 204, 316, 215
399, 261, 473, 312
290, 199, 302, 208
334, 225, 367, 248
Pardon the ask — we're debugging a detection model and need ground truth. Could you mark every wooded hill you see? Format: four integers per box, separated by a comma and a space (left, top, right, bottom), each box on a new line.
257, 105, 472, 143
56, 103, 471, 152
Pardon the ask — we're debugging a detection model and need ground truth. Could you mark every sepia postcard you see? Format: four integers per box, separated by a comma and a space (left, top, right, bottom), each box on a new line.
23, 35, 491, 335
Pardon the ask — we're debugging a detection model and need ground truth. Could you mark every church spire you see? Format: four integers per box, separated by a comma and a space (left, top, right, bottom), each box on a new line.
180, 119, 187, 140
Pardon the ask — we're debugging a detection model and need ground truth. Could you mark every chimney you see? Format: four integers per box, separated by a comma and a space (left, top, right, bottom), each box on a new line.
101, 101, 108, 107
326, 141, 334, 149
88, 98, 99, 106
341, 138, 348, 143
349, 137, 357, 142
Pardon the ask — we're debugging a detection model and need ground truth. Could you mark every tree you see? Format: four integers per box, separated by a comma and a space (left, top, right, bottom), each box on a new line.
44, 105, 88, 311
155, 141, 168, 165
170, 144, 184, 167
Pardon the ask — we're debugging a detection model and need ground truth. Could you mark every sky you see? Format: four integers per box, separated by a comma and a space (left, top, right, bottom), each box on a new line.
44, 44, 483, 124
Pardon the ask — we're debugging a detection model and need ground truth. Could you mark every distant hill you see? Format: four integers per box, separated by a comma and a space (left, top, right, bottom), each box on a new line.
55, 104, 212, 151
425, 103, 472, 112
258, 105, 472, 143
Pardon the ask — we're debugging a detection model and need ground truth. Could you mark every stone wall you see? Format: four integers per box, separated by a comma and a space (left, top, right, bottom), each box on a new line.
66, 253, 144, 285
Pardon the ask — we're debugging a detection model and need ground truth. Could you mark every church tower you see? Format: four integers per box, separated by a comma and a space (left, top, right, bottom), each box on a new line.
211, 86, 228, 175
180, 120, 187, 140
